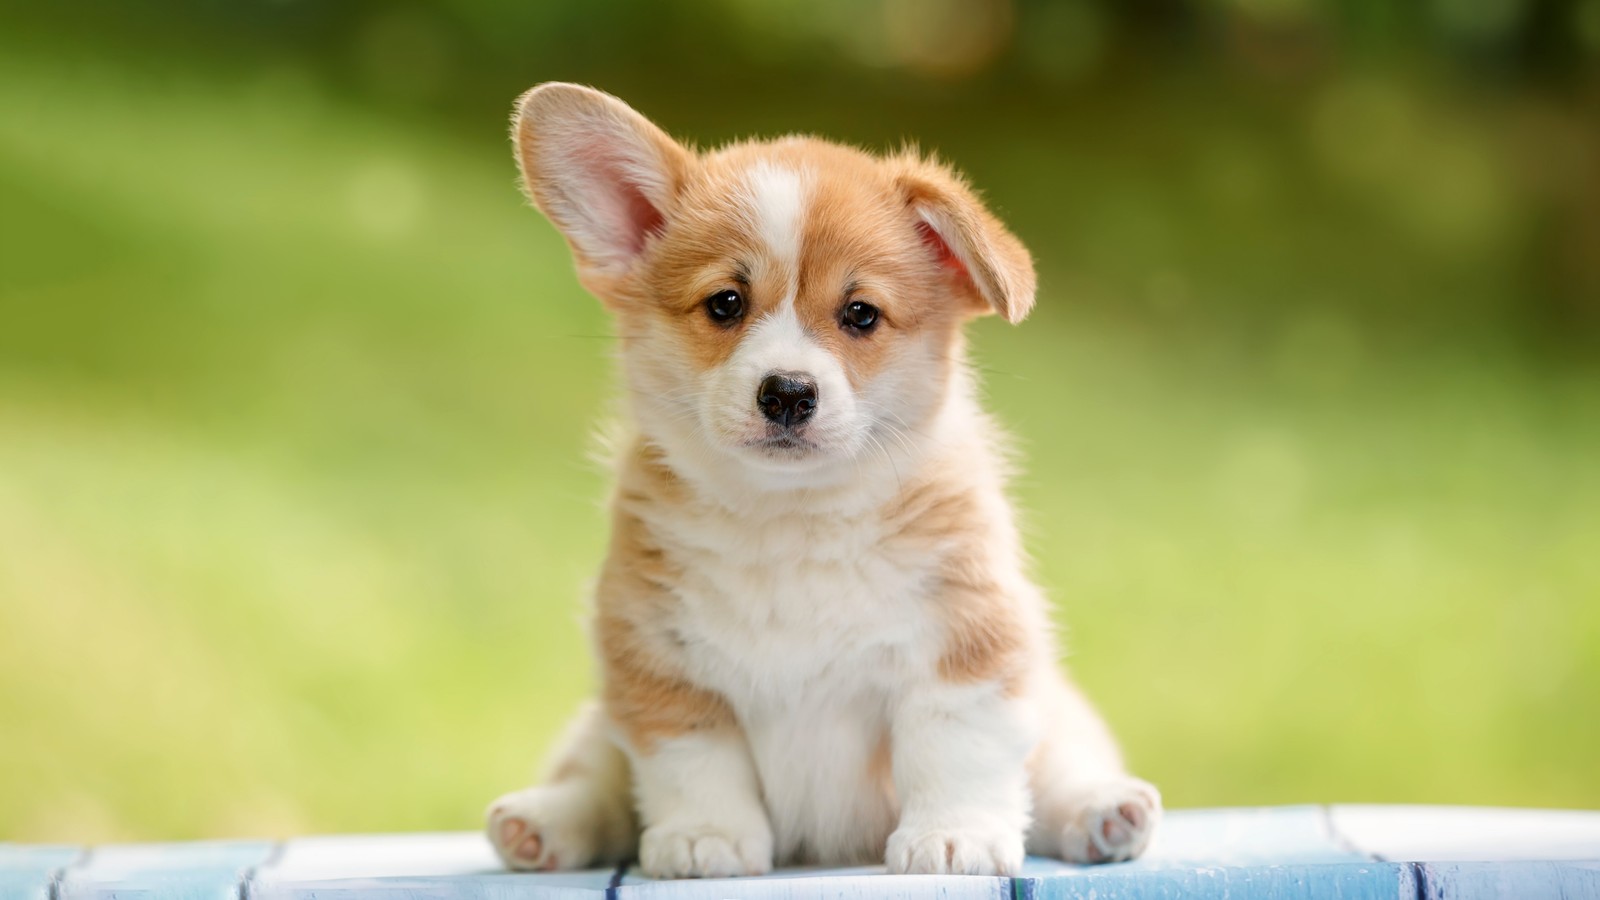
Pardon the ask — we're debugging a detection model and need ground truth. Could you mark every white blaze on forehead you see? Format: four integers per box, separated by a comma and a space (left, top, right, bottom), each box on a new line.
742, 162, 808, 292
741, 302, 824, 372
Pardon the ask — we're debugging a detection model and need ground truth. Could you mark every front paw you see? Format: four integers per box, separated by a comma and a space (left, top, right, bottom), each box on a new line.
639, 821, 773, 879
886, 821, 1023, 876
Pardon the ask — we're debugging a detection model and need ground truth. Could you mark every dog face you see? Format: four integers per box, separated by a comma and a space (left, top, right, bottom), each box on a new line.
513, 84, 1035, 486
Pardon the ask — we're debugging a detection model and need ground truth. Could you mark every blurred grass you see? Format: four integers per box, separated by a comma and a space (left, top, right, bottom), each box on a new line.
1, 34, 1598, 843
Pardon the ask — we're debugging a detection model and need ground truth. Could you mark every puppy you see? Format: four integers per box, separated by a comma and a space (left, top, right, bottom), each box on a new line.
486, 83, 1160, 878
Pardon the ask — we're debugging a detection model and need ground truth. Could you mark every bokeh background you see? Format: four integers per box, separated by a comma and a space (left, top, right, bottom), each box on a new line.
3, 0, 1598, 843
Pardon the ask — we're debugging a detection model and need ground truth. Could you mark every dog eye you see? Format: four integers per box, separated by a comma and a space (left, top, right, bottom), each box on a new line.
704, 289, 744, 324
841, 300, 879, 331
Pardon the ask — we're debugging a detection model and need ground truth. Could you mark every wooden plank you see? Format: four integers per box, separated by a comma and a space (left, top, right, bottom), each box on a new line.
620, 872, 1009, 900
0, 845, 83, 900
247, 833, 616, 900
250, 833, 502, 882
10, 807, 1599, 900
1018, 808, 1405, 900
55, 840, 275, 900
250, 873, 607, 900
1417, 860, 1600, 898
1021, 861, 1416, 900
1328, 805, 1600, 862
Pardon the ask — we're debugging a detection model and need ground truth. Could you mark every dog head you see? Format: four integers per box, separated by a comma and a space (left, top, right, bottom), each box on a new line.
512, 83, 1035, 490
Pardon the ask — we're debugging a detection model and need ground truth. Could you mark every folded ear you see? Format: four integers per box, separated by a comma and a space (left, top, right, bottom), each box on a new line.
896, 159, 1037, 324
512, 83, 692, 286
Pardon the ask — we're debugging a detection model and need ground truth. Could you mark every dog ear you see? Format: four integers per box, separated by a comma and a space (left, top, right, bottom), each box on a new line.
896, 159, 1036, 324
512, 83, 692, 290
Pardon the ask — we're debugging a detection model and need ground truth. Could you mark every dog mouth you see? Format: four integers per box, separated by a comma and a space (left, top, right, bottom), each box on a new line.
746, 432, 820, 456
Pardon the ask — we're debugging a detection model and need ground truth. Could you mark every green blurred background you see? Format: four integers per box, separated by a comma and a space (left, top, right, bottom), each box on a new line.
2, 0, 1598, 843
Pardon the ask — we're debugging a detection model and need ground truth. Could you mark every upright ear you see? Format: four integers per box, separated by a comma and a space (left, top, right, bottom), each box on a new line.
896, 160, 1037, 324
512, 83, 693, 288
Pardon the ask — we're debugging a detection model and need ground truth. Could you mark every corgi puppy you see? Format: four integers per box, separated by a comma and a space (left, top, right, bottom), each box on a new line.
486, 83, 1161, 879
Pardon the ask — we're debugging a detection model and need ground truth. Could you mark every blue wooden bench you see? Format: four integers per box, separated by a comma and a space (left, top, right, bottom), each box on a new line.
5, 806, 1598, 899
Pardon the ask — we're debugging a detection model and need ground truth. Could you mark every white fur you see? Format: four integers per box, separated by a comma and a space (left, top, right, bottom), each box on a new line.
742, 163, 806, 286
631, 732, 774, 877
885, 681, 1037, 874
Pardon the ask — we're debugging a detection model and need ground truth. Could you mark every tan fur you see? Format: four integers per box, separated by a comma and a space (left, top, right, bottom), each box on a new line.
595, 449, 738, 751
876, 451, 1035, 691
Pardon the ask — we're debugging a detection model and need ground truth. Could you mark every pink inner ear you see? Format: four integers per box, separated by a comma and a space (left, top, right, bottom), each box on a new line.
916, 220, 971, 281
582, 144, 666, 258
619, 181, 665, 254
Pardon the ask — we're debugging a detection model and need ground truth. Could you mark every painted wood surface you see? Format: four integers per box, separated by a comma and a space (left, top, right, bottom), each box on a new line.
0, 846, 81, 900
0, 841, 274, 900
4, 806, 1598, 900
1419, 860, 1600, 898
1330, 804, 1600, 861
1021, 861, 1421, 899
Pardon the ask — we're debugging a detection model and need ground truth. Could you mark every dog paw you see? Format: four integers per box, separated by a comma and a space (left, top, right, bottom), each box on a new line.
1058, 776, 1162, 864
886, 821, 1024, 876
486, 786, 599, 871
639, 821, 773, 878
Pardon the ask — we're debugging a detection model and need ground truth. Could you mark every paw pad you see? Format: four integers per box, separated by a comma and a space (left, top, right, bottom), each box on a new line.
1059, 777, 1162, 864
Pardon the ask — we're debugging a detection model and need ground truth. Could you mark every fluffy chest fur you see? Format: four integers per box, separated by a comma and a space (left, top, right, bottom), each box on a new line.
608, 437, 991, 861
660, 502, 938, 695
656, 506, 924, 861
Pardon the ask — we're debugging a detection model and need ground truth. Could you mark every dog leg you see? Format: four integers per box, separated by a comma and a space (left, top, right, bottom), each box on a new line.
624, 727, 774, 878
884, 681, 1035, 876
1026, 675, 1162, 864
486, 702, 638, 870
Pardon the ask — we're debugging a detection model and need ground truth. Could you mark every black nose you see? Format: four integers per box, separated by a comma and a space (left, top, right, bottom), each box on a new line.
757, 372, 818, 427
